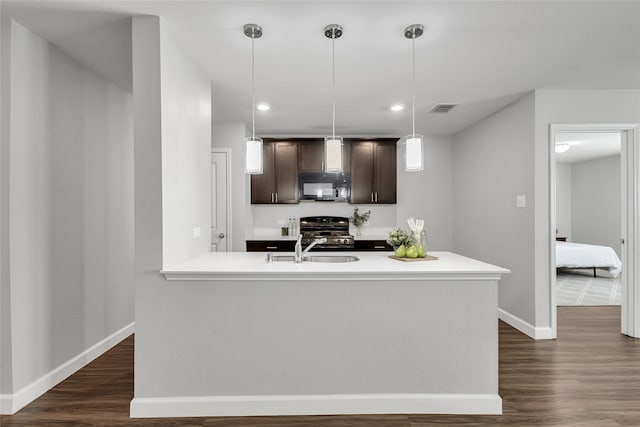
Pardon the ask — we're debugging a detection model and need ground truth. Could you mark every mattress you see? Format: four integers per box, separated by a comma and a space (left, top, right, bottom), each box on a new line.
556, 241, 622, 278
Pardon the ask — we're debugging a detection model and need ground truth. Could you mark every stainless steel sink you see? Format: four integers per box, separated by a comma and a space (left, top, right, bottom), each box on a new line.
305, 255, 359, 263
271, 255, 295, 262
269, 255, 359, 263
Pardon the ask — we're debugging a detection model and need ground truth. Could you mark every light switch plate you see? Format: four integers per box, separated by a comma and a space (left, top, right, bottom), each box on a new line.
193, 226, 201, 238
516, 195, 526, 208
277, 219, 286, 226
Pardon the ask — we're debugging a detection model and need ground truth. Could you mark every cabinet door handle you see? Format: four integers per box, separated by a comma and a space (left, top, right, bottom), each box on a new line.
371, 192, 374, 203
275, 192, 278, 203
266, 246, 278, 250
375, 192, 378, 203
374, 245, 386, 249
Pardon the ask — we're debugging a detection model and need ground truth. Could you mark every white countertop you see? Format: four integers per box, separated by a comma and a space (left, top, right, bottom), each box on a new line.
161, 251, 510, 281
247, 236, 300, 241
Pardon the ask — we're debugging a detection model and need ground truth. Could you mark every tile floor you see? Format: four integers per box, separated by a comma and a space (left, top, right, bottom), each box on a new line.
556, 268, 621, 306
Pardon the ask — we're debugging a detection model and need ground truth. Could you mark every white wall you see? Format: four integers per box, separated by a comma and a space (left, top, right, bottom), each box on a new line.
555, 163, 572, 241
572, 155, 621, 256
396, 136, 453, 251
452, 93, 536, 326
0, 18, 134, 402
160, 25, 211, 266
211, 122, 252, 252
534, 89, 640, 331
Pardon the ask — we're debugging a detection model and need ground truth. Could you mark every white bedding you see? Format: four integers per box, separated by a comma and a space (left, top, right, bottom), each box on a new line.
556, 241, 622, 278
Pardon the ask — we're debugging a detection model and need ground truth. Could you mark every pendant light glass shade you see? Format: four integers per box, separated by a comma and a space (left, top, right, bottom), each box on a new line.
324, 24, 343, 173
405, 134, 424, 172
244, 23, 263, 175
324, 136, 343, 173
403, 24, 424, 172
245, 136, 263, 174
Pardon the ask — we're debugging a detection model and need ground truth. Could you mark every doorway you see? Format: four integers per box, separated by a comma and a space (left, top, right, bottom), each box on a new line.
211, 149, 231, 252
554, 132, 622, 306
549, 124, 639, 339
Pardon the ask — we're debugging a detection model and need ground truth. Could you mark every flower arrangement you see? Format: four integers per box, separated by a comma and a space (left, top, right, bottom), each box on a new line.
386, 227, 414, 248
349, 207, 371, 237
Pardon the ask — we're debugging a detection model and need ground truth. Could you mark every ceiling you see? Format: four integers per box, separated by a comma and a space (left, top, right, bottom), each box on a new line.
555, 132, 622, 164
3, 1, 640, 136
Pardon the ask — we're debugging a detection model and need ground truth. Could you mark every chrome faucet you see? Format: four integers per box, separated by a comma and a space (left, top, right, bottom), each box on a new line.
294, 235, 327, 263
295, 235, 303, 263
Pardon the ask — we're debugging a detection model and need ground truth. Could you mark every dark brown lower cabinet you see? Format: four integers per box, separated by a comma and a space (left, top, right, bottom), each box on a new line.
246, 240, 296, 252
246, 240, 392, 252
353, 240, 393, 251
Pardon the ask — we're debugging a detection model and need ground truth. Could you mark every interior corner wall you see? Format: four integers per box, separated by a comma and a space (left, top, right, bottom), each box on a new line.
571, 155, 622, 257
452, 93, 536, 327
533, 89, 640, 330
2, 17, 134, 402
1, 13, 14, 398
131, 15, 164, 399
211, 122, 251, 251
160, 21, 211, 266
132, 15, 212, 400
555, 163, 572, 241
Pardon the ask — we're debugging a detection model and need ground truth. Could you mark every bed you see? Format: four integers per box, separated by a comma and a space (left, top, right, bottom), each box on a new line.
556, 241, 622, 278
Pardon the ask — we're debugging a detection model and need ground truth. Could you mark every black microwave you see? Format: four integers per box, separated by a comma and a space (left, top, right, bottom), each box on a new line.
298, 172, 351, 201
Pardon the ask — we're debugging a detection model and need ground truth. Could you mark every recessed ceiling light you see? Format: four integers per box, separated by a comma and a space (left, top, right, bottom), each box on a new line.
256, 103, 270, 111
555, 140, 583, 153
390, 104, 404, 112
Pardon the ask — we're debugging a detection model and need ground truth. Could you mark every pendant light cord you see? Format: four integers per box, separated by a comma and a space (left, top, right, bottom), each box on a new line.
251, 31, 256, 140
332, 32, 336, 140
411, 35, 416, 138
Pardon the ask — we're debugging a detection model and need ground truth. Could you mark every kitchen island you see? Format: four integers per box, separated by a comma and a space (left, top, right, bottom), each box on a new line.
131, 251, 509, 418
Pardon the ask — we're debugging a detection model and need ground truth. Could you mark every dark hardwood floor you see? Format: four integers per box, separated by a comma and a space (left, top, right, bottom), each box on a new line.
1, 307, 639, 426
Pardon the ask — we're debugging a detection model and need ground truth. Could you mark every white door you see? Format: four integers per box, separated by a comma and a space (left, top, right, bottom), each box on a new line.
211, 151, 229, 252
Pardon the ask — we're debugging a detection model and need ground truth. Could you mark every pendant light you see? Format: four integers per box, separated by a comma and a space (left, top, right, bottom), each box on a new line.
244, 23, 263, 174
403, 24, 424, 172
324, 24, 343, 173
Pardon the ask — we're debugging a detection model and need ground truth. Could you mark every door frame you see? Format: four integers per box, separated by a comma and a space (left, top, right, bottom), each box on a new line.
549, 123, 639, 339
211, 148, 232, 251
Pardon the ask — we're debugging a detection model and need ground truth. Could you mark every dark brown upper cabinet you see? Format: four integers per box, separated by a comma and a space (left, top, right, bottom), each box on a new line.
298, 141, 325, 172
251, 138, 394, 205
298, 140, 351, 173
349, 139, 396, 204
251, 141, 298, 204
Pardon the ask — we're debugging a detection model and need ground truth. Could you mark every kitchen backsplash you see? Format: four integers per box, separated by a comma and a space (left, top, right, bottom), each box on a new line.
250, 203, 397, 239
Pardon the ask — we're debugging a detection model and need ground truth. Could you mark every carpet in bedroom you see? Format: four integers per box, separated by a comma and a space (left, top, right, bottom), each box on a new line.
556, 269, 621, 306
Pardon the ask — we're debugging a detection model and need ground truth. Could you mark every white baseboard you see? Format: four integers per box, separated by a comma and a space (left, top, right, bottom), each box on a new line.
498, 308, 553, 339
130, 393, 502, 418
0, 394, 13, 414
0, 322, 134, 415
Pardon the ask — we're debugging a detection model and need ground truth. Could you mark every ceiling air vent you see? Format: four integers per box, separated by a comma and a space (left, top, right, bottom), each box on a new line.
428, 103, 457, 113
